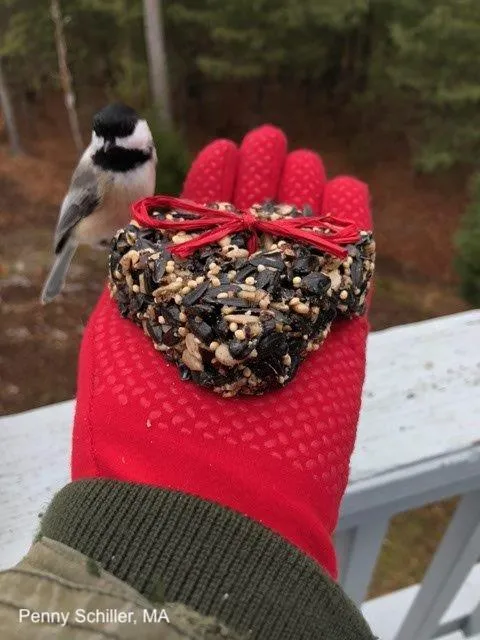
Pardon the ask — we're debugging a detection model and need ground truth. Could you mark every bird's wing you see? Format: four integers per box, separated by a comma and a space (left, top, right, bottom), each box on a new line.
54, 158, 104, 254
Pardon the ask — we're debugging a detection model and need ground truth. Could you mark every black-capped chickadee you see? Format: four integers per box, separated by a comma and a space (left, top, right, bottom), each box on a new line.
41, 103, 157, 304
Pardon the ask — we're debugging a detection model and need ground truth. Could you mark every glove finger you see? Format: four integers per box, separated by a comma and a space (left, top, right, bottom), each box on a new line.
278, 150, 326, 214
233, 125, 287, 209
182, 139, 238, 203
321, 176, 372, 229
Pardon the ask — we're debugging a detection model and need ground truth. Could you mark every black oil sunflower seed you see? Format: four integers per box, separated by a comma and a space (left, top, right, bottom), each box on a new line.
249, 254, 284, 270
151, 257, 167, 283
256, 268, 280, 292
147, 322, 163, 342
235, 264, 257, 281
302, 273, 331, 295
160, 305, 181, 326
188, 317, 214, 344
293, 255, 317, 275
185, 303, 216, 320
162, 327, 181, 346
228, 339, 256, 359
182, 281, 209, 306
350, 259, 363, 290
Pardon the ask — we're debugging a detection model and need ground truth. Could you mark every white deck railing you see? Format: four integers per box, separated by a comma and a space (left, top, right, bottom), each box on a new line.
1, 310, 479, 639
336, 310, 480, 639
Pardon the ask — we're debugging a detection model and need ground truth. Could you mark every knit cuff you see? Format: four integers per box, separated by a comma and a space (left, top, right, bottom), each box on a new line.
41, 479, 374, 639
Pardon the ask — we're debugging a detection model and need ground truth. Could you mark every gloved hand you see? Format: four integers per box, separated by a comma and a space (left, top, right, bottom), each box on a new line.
72, 125, 372, 579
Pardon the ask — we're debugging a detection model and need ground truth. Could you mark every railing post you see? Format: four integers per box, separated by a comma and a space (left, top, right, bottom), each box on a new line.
335, 515, 390, 605
395, 490, 480, 640
466, 599, 480, 636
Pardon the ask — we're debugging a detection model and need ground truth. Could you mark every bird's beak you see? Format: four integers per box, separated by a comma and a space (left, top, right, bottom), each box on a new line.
103, 139, 114, 152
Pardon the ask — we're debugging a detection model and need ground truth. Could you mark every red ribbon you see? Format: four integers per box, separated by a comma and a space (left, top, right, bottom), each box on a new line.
131, 195, 361, 259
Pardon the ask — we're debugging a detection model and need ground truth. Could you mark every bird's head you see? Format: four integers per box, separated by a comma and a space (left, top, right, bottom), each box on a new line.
90, 103, 156, 172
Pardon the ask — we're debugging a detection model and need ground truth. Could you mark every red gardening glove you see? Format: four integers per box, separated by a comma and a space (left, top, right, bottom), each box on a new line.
72, 125, 372, 579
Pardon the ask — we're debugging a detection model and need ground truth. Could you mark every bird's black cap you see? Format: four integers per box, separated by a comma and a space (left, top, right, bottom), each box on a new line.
92, 103, 139, 139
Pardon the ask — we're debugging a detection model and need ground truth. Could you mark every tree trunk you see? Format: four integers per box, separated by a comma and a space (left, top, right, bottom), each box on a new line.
0, 57, 22, 155
142, 0, 173, 129
50, 0, 83, 153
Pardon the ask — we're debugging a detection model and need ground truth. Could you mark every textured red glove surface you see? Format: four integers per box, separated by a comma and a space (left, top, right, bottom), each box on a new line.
72, 126, 372, 579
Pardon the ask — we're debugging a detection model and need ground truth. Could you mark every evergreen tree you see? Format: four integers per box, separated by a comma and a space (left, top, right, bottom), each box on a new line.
455, 173, 480, 305
383, 0, 480, 172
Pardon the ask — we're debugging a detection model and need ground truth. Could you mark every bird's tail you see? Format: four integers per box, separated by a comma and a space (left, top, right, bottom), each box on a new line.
40, 241, 77, 304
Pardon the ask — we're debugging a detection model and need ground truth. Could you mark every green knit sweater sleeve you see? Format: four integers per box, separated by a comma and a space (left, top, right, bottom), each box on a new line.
2, 479, 376, 639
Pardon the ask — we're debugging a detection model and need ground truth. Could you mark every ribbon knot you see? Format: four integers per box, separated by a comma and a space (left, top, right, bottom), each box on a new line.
241, 210, 257, 232
131, 195, 361, 260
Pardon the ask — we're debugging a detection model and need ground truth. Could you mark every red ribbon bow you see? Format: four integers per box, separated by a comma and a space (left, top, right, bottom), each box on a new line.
131, 196, 360, 259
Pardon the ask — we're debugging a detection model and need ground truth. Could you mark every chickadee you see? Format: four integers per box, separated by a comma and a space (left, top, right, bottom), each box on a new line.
41, 103, 157, 304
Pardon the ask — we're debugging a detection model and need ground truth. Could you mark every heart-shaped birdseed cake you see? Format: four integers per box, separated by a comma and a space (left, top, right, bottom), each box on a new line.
109, 198, 375, 396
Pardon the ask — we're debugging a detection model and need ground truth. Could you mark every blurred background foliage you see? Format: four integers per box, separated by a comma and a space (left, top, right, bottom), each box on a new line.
0, 0, 479, 302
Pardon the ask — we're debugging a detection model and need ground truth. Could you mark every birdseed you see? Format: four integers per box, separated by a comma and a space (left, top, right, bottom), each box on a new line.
109, 200, 375, 396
